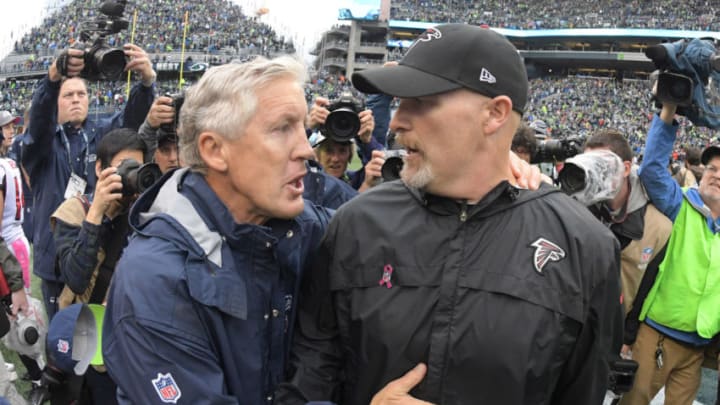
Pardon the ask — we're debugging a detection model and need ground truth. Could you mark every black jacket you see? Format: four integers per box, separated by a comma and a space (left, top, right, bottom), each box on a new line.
277, 181, 623, 405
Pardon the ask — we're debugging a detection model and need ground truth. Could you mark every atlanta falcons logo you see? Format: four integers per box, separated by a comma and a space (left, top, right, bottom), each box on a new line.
530, 238, 566, 274
408, 28, 442, 52
416, 27, 442, 42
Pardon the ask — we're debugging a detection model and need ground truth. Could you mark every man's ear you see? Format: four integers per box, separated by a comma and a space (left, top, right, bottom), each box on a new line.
95, 160, 102, 178
624, 160, 632, 177
198, 132, 229, 172
483, 95, 513, 136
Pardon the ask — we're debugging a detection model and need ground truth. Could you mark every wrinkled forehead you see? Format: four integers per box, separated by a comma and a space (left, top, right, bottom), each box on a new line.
60, 77, 88, 92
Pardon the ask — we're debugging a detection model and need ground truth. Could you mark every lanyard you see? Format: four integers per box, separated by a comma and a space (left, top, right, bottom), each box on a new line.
59, 124, 89, 178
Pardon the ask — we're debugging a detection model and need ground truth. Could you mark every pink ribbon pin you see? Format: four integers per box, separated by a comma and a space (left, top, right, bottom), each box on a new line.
379, 264, 394, 288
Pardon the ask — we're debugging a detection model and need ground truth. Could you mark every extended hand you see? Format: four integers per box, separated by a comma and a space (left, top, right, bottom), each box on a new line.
124, 44, 156, 85
370, 363, 435, 405
87, 166, 123, 224
146, 96, 176, 129
357, 110, 376, 144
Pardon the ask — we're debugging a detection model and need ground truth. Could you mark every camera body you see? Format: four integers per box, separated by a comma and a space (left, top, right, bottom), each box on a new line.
645, 38, 720, 129
115, 159, 162, 196
531, 136, 585, 164
2, 297, 47, 362
158, 92, 186, 137
381, 149, 408, 182
321, 92, 365, 142
57, 1, 129, 81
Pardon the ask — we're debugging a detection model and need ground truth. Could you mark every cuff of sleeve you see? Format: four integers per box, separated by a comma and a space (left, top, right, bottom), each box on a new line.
141, 73, 157, 88
82, 220, 103, 244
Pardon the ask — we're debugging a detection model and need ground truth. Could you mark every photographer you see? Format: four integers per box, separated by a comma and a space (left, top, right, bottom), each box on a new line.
138, 95, 181, 173
621, 99, 720, 404
22, 43, 155, 320
306, 96, 383, 191
46, 128, 150, 404
561, 132, 673, 401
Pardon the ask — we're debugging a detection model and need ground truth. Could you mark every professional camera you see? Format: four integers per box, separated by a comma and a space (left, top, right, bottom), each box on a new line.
158, 92, 185, 137
56, 1, 130, 81
321, 92, 365, 142
381, 149, 408, 182
115, 159, 162, 196
531, 136, 585, 164
2, 296, 47, 362
645, 38, 720, 129
558, 150, 625, 206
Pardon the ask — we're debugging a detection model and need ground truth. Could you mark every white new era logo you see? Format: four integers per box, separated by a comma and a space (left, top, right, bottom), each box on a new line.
479, 68, 496, 83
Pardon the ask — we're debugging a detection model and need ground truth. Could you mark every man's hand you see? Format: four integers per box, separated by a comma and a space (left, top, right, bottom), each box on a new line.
357, 110, 376, 144
10, 288, 29, 317
370, 363, 435, 405
359, 150, 386, 192
510, 151, 547, 190
50, 48, 85, 81
146, 96, 176, 129
87, 167, 123, 225
307, 97, 330, 130
124, 44, 156, 86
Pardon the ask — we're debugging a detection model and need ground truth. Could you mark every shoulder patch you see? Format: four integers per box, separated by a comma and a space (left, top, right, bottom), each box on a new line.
530, 238, 566, 273
152, 372, 182, 403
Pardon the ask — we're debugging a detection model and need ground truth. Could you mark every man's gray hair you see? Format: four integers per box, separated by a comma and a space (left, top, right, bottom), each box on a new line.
178, 55, 308, 174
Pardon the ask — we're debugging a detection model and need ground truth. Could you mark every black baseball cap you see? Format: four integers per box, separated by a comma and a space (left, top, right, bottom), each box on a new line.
701, 145, 720, 165
352, 23, 528, 114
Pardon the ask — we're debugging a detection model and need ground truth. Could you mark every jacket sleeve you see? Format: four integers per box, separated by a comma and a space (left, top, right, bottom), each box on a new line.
638, 115, 683, 221
0, 238, 24, 292
120, 82, 155, 132
104, 245, 240, 405
551, 239, 624, 404
23, 76, 60, 178
366, 93, 391, 146
138, 119, 160, 158
52, 218, 102, 294
276, 227, 344, 404
106, 314, 239, 405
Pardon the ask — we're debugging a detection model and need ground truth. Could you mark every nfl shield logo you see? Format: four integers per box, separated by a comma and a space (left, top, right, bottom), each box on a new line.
640, 247, 653, 264
57, 339, 69, 354
152, 372, 182, 403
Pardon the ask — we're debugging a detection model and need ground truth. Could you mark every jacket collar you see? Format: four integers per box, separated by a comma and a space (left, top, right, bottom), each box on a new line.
131, 168, 282, 267
405, 181, 557, 220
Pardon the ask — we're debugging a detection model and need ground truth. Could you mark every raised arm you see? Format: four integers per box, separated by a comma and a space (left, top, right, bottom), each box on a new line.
638, 104, 683, 220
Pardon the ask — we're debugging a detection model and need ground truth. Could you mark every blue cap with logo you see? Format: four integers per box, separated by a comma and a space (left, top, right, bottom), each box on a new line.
46, 303, 98, 375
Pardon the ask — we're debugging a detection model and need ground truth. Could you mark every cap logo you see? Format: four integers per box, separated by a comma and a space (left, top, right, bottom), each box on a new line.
479, 68, 496, 84
57, 339, 69, 354
152, 372, 182, 403
408, 28, 442, 52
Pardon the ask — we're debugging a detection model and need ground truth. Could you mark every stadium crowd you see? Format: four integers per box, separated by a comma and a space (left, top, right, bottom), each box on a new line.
391, 0, 720, 30
9, 0, 293, 60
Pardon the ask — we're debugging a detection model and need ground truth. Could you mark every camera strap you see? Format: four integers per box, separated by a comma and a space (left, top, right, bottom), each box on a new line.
59, 125, 89, 179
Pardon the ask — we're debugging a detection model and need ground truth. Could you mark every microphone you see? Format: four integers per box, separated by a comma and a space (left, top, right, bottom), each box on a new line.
99, 1, 125, 17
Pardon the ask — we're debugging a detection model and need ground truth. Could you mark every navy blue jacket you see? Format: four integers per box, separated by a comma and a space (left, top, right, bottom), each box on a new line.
103, 169, 332, 404
22, 76, 153, 281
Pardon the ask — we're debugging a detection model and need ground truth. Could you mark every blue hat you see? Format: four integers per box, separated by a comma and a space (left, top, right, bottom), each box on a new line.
46, 303, 97, 375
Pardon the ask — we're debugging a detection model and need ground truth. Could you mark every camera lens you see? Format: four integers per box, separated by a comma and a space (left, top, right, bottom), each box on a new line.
326, 109, 361, 142
381, 157, 404, 182
558, 163, 587, 194
92, 46, 126, 80
135, 163, 163, 194
23, 326, 39, 346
